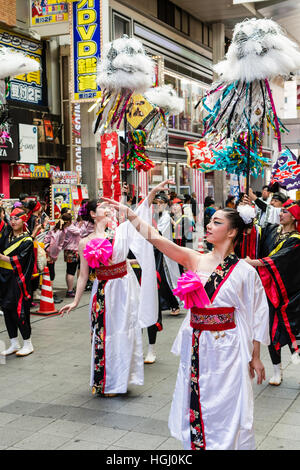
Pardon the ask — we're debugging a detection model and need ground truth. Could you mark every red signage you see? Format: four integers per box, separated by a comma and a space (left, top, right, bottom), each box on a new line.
100, 132, 121, 200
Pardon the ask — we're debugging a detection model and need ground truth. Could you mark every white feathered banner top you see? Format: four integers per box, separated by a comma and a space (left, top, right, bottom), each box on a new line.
0, 47, 40, 80
214, 18, 300, 83
97, 36, 154, 93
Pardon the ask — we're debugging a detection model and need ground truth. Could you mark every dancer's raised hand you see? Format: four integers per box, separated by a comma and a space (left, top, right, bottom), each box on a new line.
148, 179, 175, 205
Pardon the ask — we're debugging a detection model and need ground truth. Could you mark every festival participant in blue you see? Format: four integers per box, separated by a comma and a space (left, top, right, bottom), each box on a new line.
101, 195, 270, 450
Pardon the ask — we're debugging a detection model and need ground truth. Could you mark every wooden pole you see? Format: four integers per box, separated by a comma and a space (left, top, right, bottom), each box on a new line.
246, 82, 253, 196
124, 113, 128, 184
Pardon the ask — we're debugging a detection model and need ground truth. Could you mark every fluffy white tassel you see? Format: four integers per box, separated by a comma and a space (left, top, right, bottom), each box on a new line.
0, 47, 40, 80
97, 36, 154, 93
144, 85, 184, 115
214, 18, 300, 82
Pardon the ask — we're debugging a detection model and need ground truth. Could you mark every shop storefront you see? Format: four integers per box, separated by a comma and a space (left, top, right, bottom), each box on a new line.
0, 27, 66, 201
9, 163, 60, 203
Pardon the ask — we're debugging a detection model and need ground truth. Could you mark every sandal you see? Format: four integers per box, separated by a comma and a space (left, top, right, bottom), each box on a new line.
170, 308, 180, 316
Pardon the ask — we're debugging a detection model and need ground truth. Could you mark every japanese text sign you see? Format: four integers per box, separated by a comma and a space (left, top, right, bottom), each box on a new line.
31, 1, 69, 26
0, 28, 45, 106
70, 0, 102, 102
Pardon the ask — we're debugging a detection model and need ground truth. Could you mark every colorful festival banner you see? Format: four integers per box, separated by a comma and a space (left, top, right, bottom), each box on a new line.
0, 28, 45, 106
100, 132, 121, 200
185, 139, 217, 172
70, 0, 102, 102
271, 148, 300, 191
31, 1, 69, 26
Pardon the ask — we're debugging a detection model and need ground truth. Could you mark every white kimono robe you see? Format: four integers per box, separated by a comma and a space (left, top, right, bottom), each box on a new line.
89, 198, 158, 394
168, 259, 270, 450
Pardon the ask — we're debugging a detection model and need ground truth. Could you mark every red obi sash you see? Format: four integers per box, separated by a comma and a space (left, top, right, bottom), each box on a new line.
95, 260, 127, 281
190, 306, 235, 331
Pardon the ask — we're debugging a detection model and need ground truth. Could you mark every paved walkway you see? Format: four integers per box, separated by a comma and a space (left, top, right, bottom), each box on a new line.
1, 255, 300, 450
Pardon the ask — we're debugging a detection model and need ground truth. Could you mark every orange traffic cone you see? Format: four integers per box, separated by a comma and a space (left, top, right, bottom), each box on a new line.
36, 267, 58, 315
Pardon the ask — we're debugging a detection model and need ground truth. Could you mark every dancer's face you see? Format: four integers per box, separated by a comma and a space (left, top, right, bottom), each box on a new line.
96, 202, 112, 219
280, 208, 295, 227
206, 210, 236, 245
10, 216, 24, 232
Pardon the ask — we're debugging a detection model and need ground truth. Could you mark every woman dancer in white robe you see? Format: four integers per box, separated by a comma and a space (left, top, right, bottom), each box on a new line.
101, 198, 270, 449
59, 195, 159, 396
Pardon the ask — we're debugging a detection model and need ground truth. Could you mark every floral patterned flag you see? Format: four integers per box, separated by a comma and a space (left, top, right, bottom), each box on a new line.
185, 139, 217, 172
270, 148, 300, 191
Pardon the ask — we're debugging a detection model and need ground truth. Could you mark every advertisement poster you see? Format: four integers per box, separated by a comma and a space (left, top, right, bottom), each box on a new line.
19, 124, 38, 164
0, 28, 45, 106
31, 1, 69, 26
51, 184, 73, 219
70, 0, 102, 101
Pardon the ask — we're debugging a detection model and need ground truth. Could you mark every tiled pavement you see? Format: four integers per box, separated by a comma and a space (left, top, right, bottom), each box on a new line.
1, 255, 300, 450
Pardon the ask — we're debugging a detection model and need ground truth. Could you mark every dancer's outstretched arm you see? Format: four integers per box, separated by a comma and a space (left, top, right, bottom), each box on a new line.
59, 239, 90, 315
102, 198, 198, 271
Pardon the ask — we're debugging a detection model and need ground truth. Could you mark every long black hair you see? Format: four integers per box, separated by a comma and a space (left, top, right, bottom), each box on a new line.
82, 199, 97, 224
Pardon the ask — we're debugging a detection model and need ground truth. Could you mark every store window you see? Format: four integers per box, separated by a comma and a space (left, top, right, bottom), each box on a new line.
179, 164, 191, 194
149, 162, 163, 187
112, 12, 131, 39
165, 72, 207, 135
157, 0, 190, 36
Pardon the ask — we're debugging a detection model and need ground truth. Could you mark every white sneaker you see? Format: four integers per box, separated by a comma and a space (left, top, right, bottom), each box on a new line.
269, 363, 282, 386
16, 339, 34, 357
0, 310, 3, 316
1, 338, 21, 356
291, 352, 300, 365
144, 345, 156, 364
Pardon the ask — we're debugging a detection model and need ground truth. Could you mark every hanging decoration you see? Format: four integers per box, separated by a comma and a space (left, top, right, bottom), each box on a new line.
185, 139, 217, 171
199, 18, 300, 184
144, 84, 184, 148
270, 148, 300, 191
143, 84, 184, 177
0, 46, 40, 80
100, 132, 122, 199
144, 84, 184, 116
93, 36, 155, 135
126, 94, 157, 130
120, 130, 155, 173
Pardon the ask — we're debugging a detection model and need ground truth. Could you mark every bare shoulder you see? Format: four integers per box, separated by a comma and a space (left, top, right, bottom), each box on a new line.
188, 251, 209, 272
78, 237, 90, 252
195, 252, 214, 272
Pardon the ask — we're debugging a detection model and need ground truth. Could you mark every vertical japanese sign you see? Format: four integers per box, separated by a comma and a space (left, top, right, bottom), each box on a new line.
70, 0, 102, 101
71, 102, 82, 178
100, 132, 121, 200
0, 29, 45, 106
